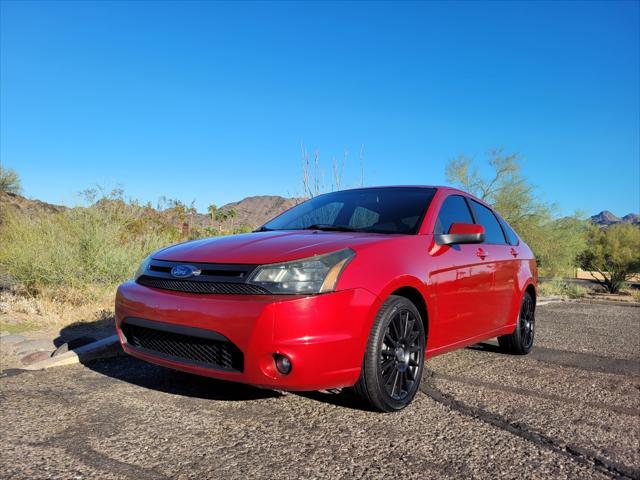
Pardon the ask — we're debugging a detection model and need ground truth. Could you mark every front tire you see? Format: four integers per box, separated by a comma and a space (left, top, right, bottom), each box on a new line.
498, 291, 535, 355
355, 295, 426, 412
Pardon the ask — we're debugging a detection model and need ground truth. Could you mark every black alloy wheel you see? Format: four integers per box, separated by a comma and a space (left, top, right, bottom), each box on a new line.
355, 295, 426, 412
380, 309, 422, 401
498, 291, 536, 355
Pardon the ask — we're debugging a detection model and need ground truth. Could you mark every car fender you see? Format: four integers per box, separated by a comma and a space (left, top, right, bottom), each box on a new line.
351, 274, 431, 365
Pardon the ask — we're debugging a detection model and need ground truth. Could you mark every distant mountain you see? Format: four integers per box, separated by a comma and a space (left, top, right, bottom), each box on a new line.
591, 210, 639, 226
622, 213, 640, 225
0, 191, 302, 231
192, 195, 304, 230
218, 195, 303, 229
0, 191, 66, 215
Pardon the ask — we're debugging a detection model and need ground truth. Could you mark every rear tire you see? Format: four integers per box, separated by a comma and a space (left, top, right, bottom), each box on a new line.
354, 295, 426, 412
498, 291, 535, 355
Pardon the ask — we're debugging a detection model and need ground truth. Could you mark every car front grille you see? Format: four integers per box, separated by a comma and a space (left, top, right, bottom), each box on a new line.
136, 276, 270, 295
121, 319, 244, 372
135, 259, 270, 295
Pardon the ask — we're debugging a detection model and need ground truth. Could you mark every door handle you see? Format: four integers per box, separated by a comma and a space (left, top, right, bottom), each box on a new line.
510, 247, 519, 257
476, 248, 489, 259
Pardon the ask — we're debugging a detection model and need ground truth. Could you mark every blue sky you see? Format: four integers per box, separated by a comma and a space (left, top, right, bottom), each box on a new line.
1, 1, 638, 216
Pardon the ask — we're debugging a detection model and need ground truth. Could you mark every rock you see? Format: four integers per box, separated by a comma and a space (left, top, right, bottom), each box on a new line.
0, 334, 27, 349
21, 350, 52, 365
13, 339, 55, 356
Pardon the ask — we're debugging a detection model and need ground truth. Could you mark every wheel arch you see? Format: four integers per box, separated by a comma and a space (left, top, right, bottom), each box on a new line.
389, 286, 429, 339
525, 283, 536, 304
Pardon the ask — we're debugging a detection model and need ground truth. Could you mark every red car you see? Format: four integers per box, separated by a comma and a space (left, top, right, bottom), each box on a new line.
116, 186, 537, 411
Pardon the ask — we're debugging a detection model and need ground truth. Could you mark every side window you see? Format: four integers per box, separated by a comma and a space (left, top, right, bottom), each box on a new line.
434, 195, 474, 234
497, 216, 519, 246
469, 200, 507, 244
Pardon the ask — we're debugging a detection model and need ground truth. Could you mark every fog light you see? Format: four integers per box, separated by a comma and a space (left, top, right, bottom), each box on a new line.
274, 354, 292, 375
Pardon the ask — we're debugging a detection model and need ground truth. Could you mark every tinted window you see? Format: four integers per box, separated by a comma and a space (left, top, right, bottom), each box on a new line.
262, 187, 437, 234
434, 195, 474, 234
349, 206, 380, 229
279, 202, 343, 229
497, 216, 519, 246
469, 200, 507, 244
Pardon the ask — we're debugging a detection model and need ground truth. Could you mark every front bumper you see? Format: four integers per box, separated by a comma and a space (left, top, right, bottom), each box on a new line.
115, 281, 379, 391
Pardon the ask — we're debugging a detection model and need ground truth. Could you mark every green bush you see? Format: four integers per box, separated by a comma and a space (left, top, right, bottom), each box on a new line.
0, 198, 185, 300
0, 165, 21, 194
576, 223, 640, 293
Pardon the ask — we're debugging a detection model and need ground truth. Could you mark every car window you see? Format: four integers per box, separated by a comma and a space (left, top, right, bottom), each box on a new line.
434, 195, 474, 234
497, 216, 519, 246
283, 202, 343, 229
262, 187, 437, 234
349, 206, 380, 229
469, 200, 507, 244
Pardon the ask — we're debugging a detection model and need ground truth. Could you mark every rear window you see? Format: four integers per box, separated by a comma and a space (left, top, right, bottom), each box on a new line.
469, 200, 507, 245
497, 216, 519, 246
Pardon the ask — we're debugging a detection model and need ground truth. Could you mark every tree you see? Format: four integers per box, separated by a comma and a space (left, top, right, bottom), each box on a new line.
445, 149, 588, 277
226, 208, 237, 230
445, 149, 552, 232
207, 204, 218, 227
576, 224, 640, 293
214, 209, 228, 232
0, 166, 21, 194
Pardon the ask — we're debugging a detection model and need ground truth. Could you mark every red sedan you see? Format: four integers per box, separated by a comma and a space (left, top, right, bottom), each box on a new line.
116, 186, 537, 411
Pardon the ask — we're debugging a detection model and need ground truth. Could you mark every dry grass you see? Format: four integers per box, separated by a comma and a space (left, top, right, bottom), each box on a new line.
0, 288, 116, 332
538, 278, 589, 299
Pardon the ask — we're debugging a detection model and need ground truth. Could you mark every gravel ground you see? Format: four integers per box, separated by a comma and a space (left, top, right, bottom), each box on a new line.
1, 302, 638, 479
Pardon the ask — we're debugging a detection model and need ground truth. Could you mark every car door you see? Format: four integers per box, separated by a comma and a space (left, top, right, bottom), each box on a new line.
467, 199, 514, 331
428, 194, 494, 349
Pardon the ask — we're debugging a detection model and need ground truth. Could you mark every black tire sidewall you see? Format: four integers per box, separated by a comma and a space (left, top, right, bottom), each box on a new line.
518, 292, 535, 354
364, 296, 426, 411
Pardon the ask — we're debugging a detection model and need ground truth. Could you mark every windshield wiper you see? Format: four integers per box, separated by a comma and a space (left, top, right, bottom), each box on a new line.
302, 224, 361, 232
253, 226, 272, 232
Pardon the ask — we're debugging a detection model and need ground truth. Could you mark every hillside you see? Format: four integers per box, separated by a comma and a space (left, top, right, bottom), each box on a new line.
214, 195, 303, 229
0, 191, 66, 215
0, 191, 302, 230
590, 210, 640, 227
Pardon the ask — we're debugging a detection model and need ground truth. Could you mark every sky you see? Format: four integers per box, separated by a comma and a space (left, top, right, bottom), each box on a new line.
1, 0, 638, 216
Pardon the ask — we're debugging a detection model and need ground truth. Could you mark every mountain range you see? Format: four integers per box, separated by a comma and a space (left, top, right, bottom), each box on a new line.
1, 191, 638, 230
590, 210, 640, 227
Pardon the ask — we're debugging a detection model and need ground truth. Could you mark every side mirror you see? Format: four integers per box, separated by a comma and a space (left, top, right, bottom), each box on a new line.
435, 223, 485, 245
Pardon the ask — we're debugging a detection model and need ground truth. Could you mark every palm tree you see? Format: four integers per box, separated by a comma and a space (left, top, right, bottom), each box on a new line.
207, 204, 218, 227
227, 208, 237, 231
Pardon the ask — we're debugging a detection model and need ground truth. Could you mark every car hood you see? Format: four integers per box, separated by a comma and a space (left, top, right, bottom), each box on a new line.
153, 230, 399, 264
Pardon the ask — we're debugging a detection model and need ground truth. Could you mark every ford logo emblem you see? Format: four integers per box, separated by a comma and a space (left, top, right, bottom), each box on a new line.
170, 265, 201, 279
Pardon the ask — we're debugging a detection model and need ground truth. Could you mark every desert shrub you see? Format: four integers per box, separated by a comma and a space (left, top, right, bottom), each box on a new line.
622, 287, 640, 303
0, 165, 21, 194
576, 223, 640, 293
0, 196, 187, 301
538, 278, 588, 299
531, 216, 589, 277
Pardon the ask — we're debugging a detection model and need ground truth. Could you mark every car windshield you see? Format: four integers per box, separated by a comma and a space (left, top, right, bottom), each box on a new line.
261, 187, 437, 234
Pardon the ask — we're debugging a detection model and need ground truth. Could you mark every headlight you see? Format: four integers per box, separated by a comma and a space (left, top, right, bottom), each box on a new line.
134, 255, 152, 281
247, 249, 355, 294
